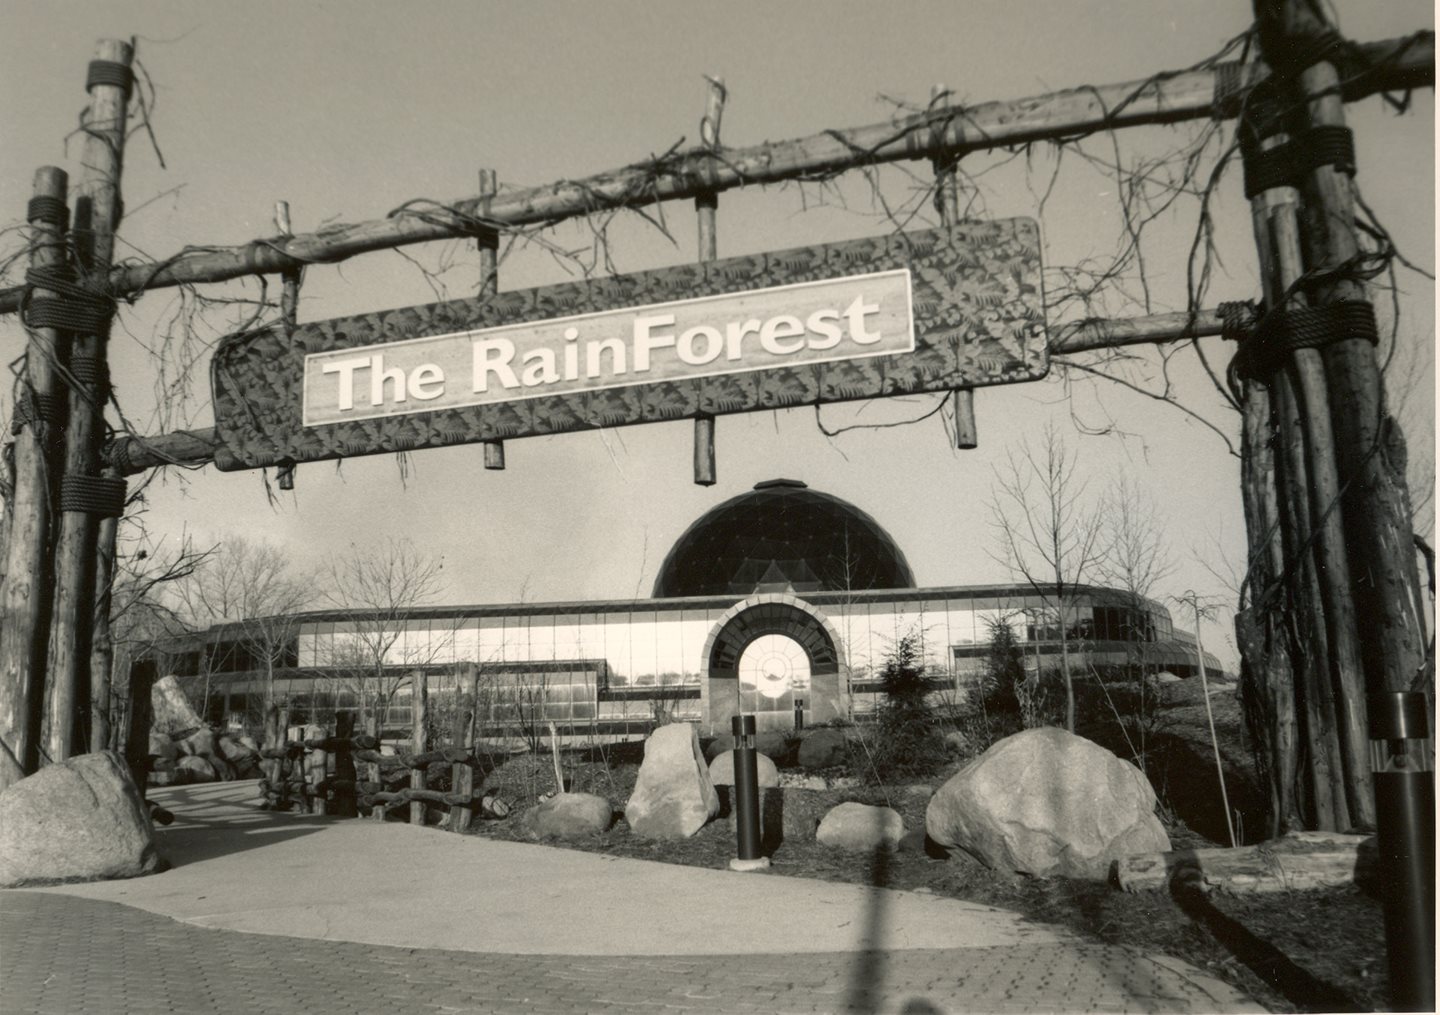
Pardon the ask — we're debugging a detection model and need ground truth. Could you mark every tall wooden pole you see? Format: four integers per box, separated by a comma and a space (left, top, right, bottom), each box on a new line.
45, 39, 133, 764
931, 85, 977, 450
693, 76, 725, 487
409, 669, 428, 826
0, 168, 70, 790
477, 170, 506, 471
274, 200, 299, 492
1278, 7, 1428, 695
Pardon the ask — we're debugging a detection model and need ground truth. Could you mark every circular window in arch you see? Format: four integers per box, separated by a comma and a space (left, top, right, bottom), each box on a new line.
737, 633, 812, 704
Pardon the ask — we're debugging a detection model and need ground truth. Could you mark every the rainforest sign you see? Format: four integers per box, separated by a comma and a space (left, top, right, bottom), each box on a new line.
209, 220, 1046, 470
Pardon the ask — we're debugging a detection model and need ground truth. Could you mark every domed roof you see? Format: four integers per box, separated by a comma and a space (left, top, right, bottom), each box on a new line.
653, 480, 914, 598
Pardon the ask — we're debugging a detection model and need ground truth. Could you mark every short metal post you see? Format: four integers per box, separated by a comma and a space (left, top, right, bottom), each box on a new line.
729, 714, 769, 871
793, 697, 805, 731
1369, 691, 1435, 1013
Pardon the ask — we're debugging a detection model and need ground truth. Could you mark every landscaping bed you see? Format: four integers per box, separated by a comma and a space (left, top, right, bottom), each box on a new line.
464, 738, 1390, 1014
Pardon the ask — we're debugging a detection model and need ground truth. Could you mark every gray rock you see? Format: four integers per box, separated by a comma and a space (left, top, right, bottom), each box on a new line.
177, 728, 234, 781
926, 726, 1170, 879
147, 732, 178, 765
0, 752, 162, 887
216, 734, 262, 778
816, 802, 905, 852
624, 723, 718, 839
520, 793, 613, 839
707, 751, 779, 788
796, 728, 851, 770
150, 675, 204, 737
175, 755, 218, 784
704, 730, 793, 763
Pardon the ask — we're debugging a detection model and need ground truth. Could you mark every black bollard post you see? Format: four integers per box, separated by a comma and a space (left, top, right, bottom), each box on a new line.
729, 714, 769, 872
1369, 691, 1434, 1013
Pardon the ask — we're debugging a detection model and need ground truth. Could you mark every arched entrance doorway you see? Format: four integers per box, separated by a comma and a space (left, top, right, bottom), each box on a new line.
701, 594, 845, 733
736, 633, 811, 727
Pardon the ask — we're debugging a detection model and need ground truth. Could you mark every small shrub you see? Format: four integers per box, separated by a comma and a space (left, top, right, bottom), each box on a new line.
857, 632, 951, 783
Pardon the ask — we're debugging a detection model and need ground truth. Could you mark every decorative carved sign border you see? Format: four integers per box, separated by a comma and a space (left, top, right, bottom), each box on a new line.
209, 219, 1046, 471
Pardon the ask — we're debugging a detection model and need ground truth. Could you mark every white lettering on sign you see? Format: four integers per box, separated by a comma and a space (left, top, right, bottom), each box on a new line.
302, 269, 914, 426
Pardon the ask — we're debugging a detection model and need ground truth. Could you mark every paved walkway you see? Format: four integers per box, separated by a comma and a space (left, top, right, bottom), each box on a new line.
0, 782, 1267, 1014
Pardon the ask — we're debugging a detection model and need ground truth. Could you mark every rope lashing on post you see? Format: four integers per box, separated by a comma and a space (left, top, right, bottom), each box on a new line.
26, 196, 69, 230
1232, 299, 1380, 379
85, 59, 134, 100
58, 474, 127, 518
1210, 61, 1249, 119
67, 354, 110, 397
1217, 300, 1259, 341
9, 391, 65, 435
1241, 125, 1356, 198
19, 265, 117, 338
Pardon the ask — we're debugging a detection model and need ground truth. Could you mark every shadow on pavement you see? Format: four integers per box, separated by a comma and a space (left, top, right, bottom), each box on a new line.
842, 845, 891, 1014
147, 784, 339, 868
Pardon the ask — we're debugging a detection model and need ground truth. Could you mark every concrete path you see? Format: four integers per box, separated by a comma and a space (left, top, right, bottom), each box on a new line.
0, 782, 1268, 1014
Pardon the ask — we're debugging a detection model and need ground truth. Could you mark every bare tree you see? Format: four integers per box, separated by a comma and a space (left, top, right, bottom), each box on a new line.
987, 422, 1107, 732
320, 537, 450, 728
172, 536, 313, 721
1093, 475, 1177, 771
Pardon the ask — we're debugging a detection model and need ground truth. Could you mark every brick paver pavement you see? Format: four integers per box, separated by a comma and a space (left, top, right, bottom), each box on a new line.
1, 891, 1265, 1015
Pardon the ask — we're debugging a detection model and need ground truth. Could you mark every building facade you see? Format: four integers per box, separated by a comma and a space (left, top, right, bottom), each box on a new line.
180, 480, 1221, 740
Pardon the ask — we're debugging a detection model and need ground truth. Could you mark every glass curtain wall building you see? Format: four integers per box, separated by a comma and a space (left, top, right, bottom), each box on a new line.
179, 480, 1222, 741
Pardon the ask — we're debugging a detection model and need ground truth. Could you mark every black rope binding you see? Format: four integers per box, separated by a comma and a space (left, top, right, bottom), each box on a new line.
85, 60, 133, 99
1217, 300, 1259, 341
1211, 61, 1247, 120
59, 474, 128, 518
27, 196, 69, 229
21, 264, 115, 338
1236, 298, 1379, 378
10, 392, 65, 435
1241, 126, 1356, 198
68, 354, 110, 394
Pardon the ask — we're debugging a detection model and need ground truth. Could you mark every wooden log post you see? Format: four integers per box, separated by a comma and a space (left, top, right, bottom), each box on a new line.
0, 168, 70, 790
931, 84, 977, 450
274, 200, 300, 492
332, 710, 358, 818
364, 714, 383, 821
692, 76, 725, 487
409, 670, 428, 825
448, 663, 477, 833
1269, 4, 1430, 697
260, 703, 281, 807
276, 706, 291, 810
45, 39, 134, 763
1240, 100, 1370, 830
121, 659, 155, 794
476, 169, 506, 471
88, 491, 120, 753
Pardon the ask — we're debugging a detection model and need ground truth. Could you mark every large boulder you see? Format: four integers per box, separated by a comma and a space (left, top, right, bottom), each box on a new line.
147, 732, 179, 766
0, 752, 162, 887
150, 675, 204, 737
817, 802, 905, 853
519, 793, 613, 839
926, 727, 1170, 879
216, 734, 262, 778
707, 751, 779, 788
175, 755, 218, 784
796, 728, 851, 770
624, 723, 718, 839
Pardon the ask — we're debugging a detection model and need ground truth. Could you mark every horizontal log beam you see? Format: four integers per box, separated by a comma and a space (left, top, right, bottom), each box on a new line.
1115, 830, 1376, 893
0, 33, 1428, 316
101, 307, 1241, 475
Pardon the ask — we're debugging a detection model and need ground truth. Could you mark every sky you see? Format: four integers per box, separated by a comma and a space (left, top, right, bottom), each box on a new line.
2, 0, 1434, 669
